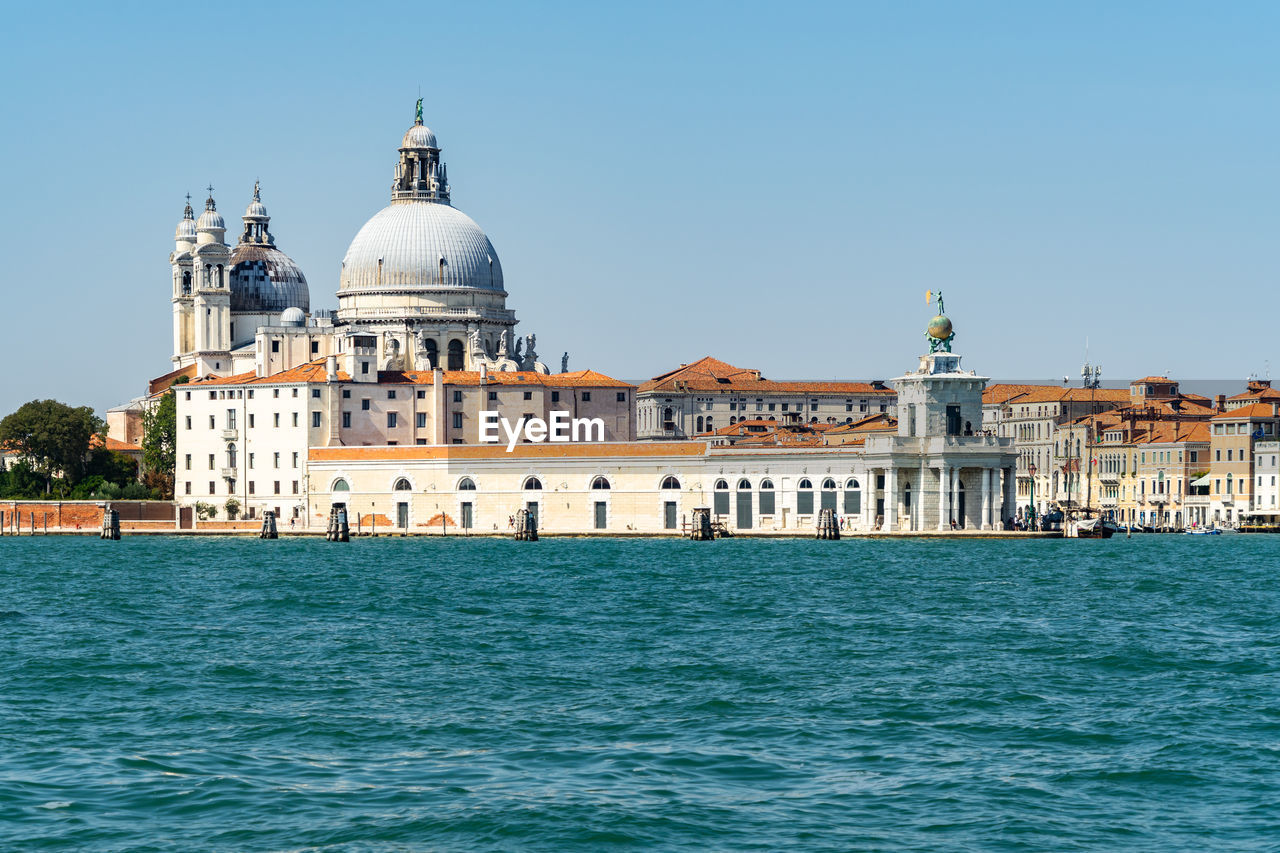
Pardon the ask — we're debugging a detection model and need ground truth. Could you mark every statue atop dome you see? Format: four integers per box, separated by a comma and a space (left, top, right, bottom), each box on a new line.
925, 289, 955, 354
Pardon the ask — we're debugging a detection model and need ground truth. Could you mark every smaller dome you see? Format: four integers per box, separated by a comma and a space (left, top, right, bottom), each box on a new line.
175, 218, 196, 241
245, 199, 268, 219
402, 122, 438, 150
280, 306, 306, 326
928, 314, 953, 340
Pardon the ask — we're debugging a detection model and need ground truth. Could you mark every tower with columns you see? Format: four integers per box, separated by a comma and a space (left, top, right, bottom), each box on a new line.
172, 189, 233, 374
859, 308, 1018, 531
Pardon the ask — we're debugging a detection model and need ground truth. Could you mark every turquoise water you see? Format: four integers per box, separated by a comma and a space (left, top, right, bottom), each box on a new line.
1, 536, 1278, 851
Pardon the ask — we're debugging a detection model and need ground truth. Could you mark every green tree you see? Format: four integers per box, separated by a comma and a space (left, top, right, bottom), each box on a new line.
142, 378, 185, 500
0, 400, 104, 494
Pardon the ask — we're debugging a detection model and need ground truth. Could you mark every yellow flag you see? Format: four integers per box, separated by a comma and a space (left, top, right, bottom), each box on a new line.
925, 290, 932, 305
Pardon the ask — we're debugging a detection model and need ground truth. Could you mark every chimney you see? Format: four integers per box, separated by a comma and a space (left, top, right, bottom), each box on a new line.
480, 363, 488, 382
1215, 394, 1226, 412
326, 355, 337, 382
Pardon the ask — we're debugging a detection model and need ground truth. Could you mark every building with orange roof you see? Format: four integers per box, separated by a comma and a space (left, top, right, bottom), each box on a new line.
636, 356, 895, 440
299, 309, 1016, 535
1206, 400, 1280, 525
175, 357, 636, 522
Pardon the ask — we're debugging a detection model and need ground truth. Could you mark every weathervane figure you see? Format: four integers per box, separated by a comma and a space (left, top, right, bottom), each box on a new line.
925, 289, 955, 354
415, 98, 423, 123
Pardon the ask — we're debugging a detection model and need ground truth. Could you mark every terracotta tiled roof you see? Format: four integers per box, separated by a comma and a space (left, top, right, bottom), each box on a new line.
90, 435, 142, 452
148, 363, 200, 395
825, 413, 898, 434
311, 442, 707, 462
1132, 376, 1175, 384
384, 368, 633, 388
1004, 387, 1132, 404
1135, 422, 1210, 444
982, 384, 1051, 405
1227, 387, 1280, 402
1212, 402, 1280, 420
187, 361, 632, 390
638, 356, 892, 396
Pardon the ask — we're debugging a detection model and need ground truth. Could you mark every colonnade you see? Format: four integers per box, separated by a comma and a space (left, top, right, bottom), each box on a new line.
857, 463, 1016, 531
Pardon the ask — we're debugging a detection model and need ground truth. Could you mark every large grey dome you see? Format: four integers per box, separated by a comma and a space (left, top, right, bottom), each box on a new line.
229, 244, 310, 312
338, 200, 504, 293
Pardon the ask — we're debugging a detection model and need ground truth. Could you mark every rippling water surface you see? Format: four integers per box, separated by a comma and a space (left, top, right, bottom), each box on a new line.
2, 535, 1279, 851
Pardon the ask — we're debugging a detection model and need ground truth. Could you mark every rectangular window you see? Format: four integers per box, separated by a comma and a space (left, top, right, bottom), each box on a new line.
292, 413, 299, 427
249, 453, 255, 469
273, 452, 280, 468
292, 452, 298, 468
292, 389, 299, 398
247, 390, 254, 399
552, 391, 560, 403
248, 414, 255, 428
209, 481, 215, 494
342, 389, 351, 399
488, 391, 498, 401
1216, 450, 1221, 461
781, 403, 788, 411
342, 412, 351, 428
416, 413, 426, 428
1228, 449, 1233, 461
768, 403, 776, 411
523, 391, 532, 400
184, 454, 192, 470
185, 482, 191, 495
416, 390, 426, 399
292, 481, 299, 495
582, 392, 591, 402
273, 389, 280, 399
311, 341, 319, 354
185, 391, 191, 400
416, 438, 427, 445
273, 413, 280, 428
208, 454, 215, 469
274, 481, 281, 495
617, 392, 626, 402
311, 412, 321, 428
453, 390, 463, 403
387, 412, 398, 428
185, 416, 191, 429
208, 415, 215, 429
312, 389, 320, 399
249, 481, 256, 495
361, 398, 370, 410
361, 362, 369, 375
452, 412, 463, 429
387, 390, 396, 399
271, 340, 280, 353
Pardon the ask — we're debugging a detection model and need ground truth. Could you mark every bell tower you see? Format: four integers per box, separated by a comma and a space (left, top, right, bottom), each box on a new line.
191, 188, 233, 374
170, 195, 197, 366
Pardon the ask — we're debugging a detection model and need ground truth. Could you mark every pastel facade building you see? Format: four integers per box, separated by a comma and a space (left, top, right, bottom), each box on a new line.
637, 357, 896, 440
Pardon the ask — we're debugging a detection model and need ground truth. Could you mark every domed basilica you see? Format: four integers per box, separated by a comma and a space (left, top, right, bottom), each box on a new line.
169, 103, 552, 378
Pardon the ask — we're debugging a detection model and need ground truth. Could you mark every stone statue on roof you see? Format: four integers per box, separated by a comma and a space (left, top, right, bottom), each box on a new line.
561, 352, 569, 374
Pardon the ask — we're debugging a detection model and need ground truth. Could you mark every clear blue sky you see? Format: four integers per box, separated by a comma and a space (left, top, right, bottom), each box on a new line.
2, 1, 1277, 416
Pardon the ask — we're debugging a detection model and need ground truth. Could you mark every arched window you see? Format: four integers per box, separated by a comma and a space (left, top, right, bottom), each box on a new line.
457, 477, 476, 491
797, 478, 814, 514
759, 479, 776, 515
226, 443, 237, 468
844, 478, 861, 514
705, 417, 714, 431
524, 477, 543, 490
821, 478, 837, 511
393, 478, 411, 491
216, 264, 224, 287
714, 479, 729, 515
447, 339, 464, 370
423, 339, 438, 369
737, 479, 751, 490
661, 476, 681, 490
181, 270, 191, 294
696, 416, 704, 433
332, 478, 350, 492
591, 476, 610, 490
729, 416, 737, 425
663, 407, 674, 424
